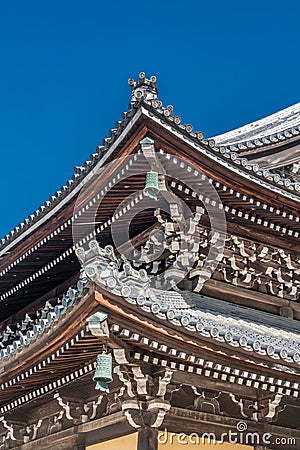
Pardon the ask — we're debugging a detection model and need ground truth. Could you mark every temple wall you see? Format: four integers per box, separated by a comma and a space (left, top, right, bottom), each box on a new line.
87, 433, 137, 449
87, 433, 253, 449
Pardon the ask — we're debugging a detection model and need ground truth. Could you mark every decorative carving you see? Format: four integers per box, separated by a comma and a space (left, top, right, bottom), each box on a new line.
23, 419, 43, 443
53, 396, 78, 425
76, 215, 299, 307
0, 417, 26, 448
76, 241, 150, 300
0, 275, 90, 364
128, 73, 205, 139
190, 387, 222, 414
47, 412, 64, 435
128, 72, 158, 103
79, 239, 300, 366
113, 350, 173, 429
230, 393, 284, 422
271, 162, 300, 184
122, 398, 171, 429
214, 235, 300, 301
105, 390, 123, 415
53, 393, 106, 426
256, 394, 285, 422
153, 370, 174, 398
82, 395, 105, 422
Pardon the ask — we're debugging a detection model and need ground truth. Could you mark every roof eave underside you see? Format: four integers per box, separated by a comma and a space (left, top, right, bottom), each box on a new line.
2, 101, 300, 260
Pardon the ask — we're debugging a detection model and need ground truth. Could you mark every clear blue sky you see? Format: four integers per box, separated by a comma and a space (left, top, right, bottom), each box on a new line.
0, 0, 299, 238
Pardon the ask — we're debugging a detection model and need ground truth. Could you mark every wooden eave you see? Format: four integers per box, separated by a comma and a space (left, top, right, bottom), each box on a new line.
2, 102, 300, 266
1, 286, 300, 414
1, 102, 300, 320
0, 114, 150, 319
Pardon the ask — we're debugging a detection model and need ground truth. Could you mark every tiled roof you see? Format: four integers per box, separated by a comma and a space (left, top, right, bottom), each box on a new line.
0, 72, 206, 252
212, 102, 300, 148
0, 275, 90, 363
140, 288, 300, 365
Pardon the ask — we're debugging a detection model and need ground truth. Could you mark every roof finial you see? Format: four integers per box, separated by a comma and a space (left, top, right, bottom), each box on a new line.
128, 72, 158, 103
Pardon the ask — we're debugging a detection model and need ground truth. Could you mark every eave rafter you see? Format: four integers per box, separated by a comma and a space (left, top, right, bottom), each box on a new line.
141, 107, 300, 215
2, 131, 300, 317
1, 285, 300, 416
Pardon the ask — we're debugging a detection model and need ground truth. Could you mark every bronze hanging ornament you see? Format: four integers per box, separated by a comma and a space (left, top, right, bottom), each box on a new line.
93, 351, 113, 392
144, 171, 159, 200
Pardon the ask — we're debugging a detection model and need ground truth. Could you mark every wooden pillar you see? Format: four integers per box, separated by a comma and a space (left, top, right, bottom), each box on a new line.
137, 427, 158, 450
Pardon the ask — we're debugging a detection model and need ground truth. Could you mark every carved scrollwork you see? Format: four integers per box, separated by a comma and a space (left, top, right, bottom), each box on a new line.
189, 387, 222, 415
113, 349, 173, 429
0, 417, 26, 448
229, 393, 284, 423
53, 393, 106, 426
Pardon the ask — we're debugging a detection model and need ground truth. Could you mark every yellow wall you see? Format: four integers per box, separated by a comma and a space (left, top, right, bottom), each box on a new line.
87, 432, 252, 449
87, 433, 137, 449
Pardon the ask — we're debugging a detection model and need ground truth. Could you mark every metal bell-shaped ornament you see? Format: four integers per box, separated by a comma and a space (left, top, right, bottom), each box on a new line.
93, 352, 113, 392
144, 171, 159, 200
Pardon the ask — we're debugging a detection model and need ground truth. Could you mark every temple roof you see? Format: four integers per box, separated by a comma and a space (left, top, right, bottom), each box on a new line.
1, 280, 299, 372
2, 73, 300, 322
212, 102, 300, 147
1, 74, 300, 253
2, 75, 300, 445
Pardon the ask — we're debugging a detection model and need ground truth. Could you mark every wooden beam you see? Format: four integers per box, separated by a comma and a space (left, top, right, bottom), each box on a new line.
172, 370, 257, 398
17, 428, 86, 450
203, 278, 300, 321
162, 407, 300, 445
117, 222, 162, 257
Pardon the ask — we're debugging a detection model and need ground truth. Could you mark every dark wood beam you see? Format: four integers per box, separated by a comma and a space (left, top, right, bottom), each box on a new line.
17, 428, 86, 450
